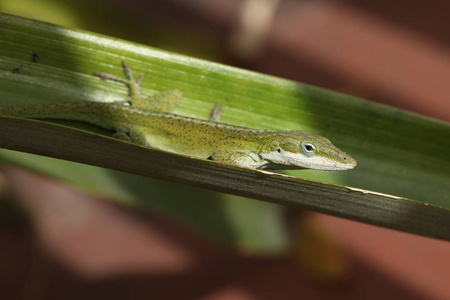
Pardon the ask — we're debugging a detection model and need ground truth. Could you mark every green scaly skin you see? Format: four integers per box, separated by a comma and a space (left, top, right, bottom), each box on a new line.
0, 61, 357, 171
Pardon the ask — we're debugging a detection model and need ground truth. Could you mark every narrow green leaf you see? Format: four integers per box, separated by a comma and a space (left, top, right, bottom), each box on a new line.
0, 14, 449, 244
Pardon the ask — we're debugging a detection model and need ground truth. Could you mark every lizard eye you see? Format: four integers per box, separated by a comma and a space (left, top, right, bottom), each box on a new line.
301, 142, 316, 157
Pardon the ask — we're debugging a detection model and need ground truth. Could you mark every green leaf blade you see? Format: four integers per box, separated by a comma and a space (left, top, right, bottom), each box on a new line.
1, 13, 449, 246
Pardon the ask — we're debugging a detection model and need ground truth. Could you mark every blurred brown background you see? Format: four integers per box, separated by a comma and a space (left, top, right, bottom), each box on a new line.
1, 0, 450, 299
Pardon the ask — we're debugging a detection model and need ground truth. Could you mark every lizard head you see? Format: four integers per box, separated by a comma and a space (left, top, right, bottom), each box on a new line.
260, 131, 357, 171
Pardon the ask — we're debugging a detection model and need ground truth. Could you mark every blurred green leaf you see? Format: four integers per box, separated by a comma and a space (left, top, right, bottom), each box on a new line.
0, 14, 449, 249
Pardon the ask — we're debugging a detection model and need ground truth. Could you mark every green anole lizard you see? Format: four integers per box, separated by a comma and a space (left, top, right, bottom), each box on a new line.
0, 61, 356, 171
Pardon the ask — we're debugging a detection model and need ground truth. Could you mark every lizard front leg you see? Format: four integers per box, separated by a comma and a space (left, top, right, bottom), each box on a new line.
208, 150, 266, 169
209, 103, 223, 122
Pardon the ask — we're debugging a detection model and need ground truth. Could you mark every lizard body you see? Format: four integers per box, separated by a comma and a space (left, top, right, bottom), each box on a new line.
0, 61, 357, 171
